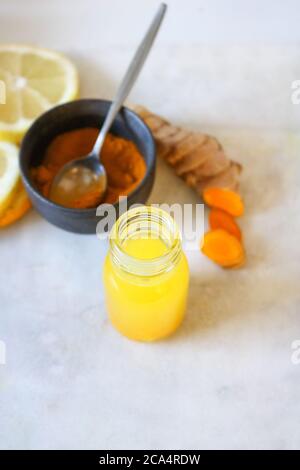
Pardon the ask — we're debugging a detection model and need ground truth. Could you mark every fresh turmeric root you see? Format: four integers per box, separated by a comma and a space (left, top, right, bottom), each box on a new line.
0, 180, 31, 228
203, 187, 244, 217
201, 229, 245, 268
209, 209, 242, 241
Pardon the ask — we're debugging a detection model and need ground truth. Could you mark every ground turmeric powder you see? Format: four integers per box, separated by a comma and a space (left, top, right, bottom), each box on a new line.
31, 128, 146, 208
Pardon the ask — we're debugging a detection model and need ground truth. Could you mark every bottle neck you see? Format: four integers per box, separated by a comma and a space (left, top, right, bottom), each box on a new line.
109, 207, 182, 277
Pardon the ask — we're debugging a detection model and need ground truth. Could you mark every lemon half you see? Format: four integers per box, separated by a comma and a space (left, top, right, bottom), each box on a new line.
0, 141, 20, 214
0, 44, 79, 143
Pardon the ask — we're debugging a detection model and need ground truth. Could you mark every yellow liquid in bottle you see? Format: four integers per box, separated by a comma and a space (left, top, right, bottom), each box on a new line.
103, 237, 189, 341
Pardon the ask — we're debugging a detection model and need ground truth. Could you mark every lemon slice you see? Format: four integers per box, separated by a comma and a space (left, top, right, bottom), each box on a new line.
0, 44, 79, 143
0, 141, 20, 214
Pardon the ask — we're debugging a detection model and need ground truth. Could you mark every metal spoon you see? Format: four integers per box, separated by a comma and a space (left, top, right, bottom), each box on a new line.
50, 3, 167, 208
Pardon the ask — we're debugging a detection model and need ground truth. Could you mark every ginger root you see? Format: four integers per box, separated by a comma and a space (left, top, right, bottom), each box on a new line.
203, 187, 244, 217
209, 209, 242, 241
132, 105, 242, 196
201, 229, 245, 268
0, 180, 31, 228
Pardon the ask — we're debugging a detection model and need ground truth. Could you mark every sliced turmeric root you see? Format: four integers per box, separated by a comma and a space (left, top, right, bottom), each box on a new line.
209, 209, 242, 241
132, 105, 242, 195
0, 180, 31, 228
201, 229, 245, 268
203, 187, 244, 217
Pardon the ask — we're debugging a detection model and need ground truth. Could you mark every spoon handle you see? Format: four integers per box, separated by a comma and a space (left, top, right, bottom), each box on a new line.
93, 3, 167, 157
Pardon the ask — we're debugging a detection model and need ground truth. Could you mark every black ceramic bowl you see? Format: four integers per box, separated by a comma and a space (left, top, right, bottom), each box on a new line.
20, 99, 156, 234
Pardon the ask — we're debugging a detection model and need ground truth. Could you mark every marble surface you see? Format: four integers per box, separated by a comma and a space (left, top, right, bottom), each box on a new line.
1, 0, 300, 450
